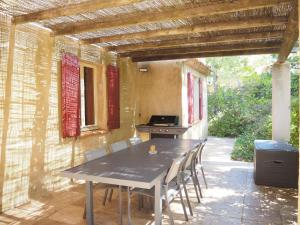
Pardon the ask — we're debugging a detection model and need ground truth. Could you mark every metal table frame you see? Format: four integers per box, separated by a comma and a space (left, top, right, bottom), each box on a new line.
60, 138, 201, 225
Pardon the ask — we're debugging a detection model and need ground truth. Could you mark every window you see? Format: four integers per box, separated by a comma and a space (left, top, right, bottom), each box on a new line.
80, 63, 98, 131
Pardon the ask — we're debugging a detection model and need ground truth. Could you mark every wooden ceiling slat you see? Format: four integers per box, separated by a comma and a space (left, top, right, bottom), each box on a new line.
108, 31, 284, 53
131, 48, 280, 62
12, 0, 143, 24
53, 0, 291, 36
277, 2, 298, 63
120, 41, 282, 57
82, 16, 287, 44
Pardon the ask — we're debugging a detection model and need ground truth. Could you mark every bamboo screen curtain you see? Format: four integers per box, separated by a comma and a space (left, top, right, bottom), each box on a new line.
61, 53, 81, 138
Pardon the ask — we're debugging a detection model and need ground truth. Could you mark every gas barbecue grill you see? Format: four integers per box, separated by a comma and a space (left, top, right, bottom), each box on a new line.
136, 115, 189, 139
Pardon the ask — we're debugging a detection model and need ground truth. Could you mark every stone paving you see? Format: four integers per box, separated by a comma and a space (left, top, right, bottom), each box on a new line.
0, 137, 297, 225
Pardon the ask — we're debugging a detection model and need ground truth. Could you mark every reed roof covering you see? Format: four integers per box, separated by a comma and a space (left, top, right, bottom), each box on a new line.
1, 0, 298, 62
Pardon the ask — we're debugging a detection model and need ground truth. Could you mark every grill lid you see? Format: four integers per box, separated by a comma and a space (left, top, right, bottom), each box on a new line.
147, 115, 179, 126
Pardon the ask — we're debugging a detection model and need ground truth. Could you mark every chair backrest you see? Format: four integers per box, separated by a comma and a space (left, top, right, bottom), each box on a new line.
110, 140, 130, 153
191, 143, 202, 168
165, 156, 186, 184
129, 137, 143, 146
184, 148, 197, 170
198, 141, 207, 163
84, 147, 107, 162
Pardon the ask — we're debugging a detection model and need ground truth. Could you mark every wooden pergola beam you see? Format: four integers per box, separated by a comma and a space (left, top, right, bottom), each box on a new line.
277, 2, 299, 63
120, 41, 282, 57
12, 0, 142, 24
108, 31, 284, 53
82, 16, 287, 44
53, 0, 291, 36
131, 48, 280, 62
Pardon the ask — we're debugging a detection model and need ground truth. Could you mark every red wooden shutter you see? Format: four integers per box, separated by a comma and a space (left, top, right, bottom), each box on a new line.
61, 53, 81, 138
107, 65, 120, 130
199, 79, 203, 120
187, 72, 194, 124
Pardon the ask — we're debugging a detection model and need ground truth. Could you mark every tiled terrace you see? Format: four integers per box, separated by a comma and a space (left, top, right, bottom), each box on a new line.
0, 137, 297, 225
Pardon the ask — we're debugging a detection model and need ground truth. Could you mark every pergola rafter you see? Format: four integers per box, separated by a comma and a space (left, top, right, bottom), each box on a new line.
120, 41, 282, 58
82, 16, 287, 45
108, 31, 284, 53
277, 3, 299, 63
131, 48, 280, 62
51, 0, 291, 36
12, 0, 143, 24
2, 0, 297, 62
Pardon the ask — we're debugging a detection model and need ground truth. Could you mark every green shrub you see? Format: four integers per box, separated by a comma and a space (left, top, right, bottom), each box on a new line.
231, 133, 255, 162
290, 98, 299, 148
208, 55, 299, 162
231, 116, 272, 162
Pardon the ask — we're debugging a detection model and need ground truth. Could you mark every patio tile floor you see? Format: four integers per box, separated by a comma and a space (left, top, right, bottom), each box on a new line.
0, 137, 297, 225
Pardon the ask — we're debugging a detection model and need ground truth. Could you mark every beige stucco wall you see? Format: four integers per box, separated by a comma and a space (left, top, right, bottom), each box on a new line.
136, 61, 182, 124
181, 64, 208, 139
136, 61, 208, 140
0, 15, 138, 212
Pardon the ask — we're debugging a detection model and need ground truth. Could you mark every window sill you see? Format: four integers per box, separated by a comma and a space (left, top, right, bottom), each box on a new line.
80, 128, 109, 138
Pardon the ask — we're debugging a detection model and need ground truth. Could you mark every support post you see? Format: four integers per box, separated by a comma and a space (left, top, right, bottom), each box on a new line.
271, 62, 291, 141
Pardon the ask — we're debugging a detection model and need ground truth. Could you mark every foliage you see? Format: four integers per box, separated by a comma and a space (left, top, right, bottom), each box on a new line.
207, 54, 299, 162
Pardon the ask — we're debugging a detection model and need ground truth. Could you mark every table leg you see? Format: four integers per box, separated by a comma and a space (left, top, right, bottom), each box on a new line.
154, 180, 162, 225
119, 186, 123, 225
127, 186, 132, 225
86, 181, 94, 225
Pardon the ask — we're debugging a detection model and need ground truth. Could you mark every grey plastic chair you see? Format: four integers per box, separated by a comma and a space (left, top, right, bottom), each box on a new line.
183, 147, 202, 203
129, 137, 143, 146
110, 140, 130, 152
178, 148, 201, 217
195, 141, 208, 189
104, 140, 131, 204
83, 147, 115, 218
185, 143, 204, 199
84, 147, 107, 161
130, 155, 188, 225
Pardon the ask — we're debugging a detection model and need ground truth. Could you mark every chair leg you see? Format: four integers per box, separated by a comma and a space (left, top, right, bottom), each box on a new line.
108, 188, 114, 202
191, 175, 201, 203
181, 175, 193, 216
83, 201, 87, 219
194, 170, 203, 198
127, 187, 132, 225
119, 186, 123, 225
138, 195, 142, 211
102, 188, 109, 206
201, 167, 208, 189
178, 187, 188, 221
164, 186, 175, 225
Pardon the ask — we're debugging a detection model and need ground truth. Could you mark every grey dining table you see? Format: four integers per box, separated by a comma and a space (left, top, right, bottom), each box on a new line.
60, 138, 202, 225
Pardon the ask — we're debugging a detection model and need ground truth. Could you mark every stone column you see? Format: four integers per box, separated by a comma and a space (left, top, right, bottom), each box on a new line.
271, 62, 291, 141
